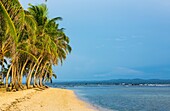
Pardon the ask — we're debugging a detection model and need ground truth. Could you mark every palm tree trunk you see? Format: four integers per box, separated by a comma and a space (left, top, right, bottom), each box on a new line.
33, 58, 44, 87
33, 75, 37, 87
14, 65, 19, 91
5, 64, 12, 88
19, 58, 29, 88
43, 64, 50, 84
11, 65, 15, 89
39, 62, 48, 87
33, 65, 43, 87
1, 57, 4, 83
11, 52, 20, 91
26, 56, 43, 89
26, 62, 36, 89
39, 76, 43, 87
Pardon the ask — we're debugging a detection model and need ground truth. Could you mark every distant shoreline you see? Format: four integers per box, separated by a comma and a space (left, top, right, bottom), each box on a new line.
48, 79, 170, 88
0, 88, 97, 111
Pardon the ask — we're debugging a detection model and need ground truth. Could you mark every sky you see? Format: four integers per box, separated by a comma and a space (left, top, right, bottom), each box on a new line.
20, 0, 170, 81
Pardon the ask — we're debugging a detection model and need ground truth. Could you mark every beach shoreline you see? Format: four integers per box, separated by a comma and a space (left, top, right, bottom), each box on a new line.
73, 89, 114, 111
0, 88, 97, 111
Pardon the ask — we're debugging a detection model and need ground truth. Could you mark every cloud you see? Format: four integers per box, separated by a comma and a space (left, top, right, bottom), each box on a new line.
113, 67, 143, 75
115, 35, 144, 42
115, 37, 127, 41
94, 73, 112, 77
93, 67, 143, 78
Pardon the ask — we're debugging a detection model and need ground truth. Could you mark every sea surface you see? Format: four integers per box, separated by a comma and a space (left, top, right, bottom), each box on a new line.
51, 84, 170, 111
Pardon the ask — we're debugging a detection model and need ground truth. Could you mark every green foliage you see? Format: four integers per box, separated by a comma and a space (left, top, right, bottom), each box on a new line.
0, 1, 71, 91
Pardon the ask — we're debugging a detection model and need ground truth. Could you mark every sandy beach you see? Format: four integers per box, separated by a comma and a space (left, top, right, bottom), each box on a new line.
0, 88, 97, 111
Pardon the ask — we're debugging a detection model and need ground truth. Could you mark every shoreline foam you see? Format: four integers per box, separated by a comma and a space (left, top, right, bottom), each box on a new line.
0, 88, 97, 111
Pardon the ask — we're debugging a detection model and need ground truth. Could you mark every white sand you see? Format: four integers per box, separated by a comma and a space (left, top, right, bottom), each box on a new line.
0, 88, 97, 111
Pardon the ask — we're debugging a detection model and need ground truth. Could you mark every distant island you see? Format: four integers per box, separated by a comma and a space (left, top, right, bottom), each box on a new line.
52, 79, 170, 87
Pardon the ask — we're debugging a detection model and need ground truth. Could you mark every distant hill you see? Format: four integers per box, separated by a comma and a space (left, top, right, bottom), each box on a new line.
50, 79, 170, 87
106, 79, 170, 85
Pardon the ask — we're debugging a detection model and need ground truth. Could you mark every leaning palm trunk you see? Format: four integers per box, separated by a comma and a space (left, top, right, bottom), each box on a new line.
5, 64, 12, 89
32, 58, 45, 87
26, 56, 43, 88
26, 62, 36, 89
33, 65, 43, 87
26, 62, 35, 88
38, 62, 48, 87
33, 66, 41, 87
42, 64, 50, 84
33, 75, 37, 87
18, 58, 29, 89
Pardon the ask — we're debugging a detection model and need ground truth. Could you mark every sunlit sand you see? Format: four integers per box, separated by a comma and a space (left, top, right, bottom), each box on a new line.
0, 88, 97, 111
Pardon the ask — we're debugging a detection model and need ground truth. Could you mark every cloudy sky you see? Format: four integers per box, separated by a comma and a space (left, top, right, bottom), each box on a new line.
20, 0, 170, 81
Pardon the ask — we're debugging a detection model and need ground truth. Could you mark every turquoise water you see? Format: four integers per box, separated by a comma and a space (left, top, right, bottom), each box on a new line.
69, 86, 170, 111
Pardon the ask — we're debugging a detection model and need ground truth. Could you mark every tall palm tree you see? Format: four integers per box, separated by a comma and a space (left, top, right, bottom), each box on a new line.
26, 4, 71, 88
0, 1, 71, 91
0, 0, 37, 90
0, 1, 21, 90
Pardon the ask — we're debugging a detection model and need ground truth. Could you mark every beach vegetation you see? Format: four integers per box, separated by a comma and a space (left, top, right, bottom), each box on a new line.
0, 0, 71, 91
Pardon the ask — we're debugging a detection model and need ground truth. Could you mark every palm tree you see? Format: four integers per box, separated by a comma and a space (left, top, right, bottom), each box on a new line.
0, 1, 71, 91
0, 1, 21, 90
0, 0, 37, 90
26, 4, 71, 88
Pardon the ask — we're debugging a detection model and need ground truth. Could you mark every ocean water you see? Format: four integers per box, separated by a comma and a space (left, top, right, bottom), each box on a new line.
66, 86, 170, 111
